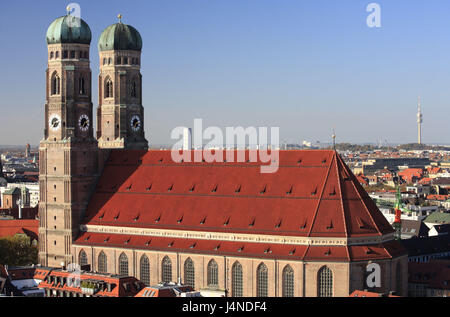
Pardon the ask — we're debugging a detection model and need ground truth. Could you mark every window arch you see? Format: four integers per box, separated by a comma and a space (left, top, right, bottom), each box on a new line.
51, 72, 60, 95
79, 250, 88, 267
282, 265, 294, 297
140, 255, 150, 286
79, 76, 86, 95
105, 77, 113, 98
207, 259, 218, 288
161, 256, 172, 283
184, 258, 195, 288
317, 266, 333, 297
130, 79, 138, 98
256, 263, 268, 297
98, 251, 107, 273
119, 253, 128, 275
232, 261, 243, 297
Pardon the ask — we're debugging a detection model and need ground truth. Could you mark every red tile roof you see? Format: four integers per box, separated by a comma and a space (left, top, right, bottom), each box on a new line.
0, 219, 38, 240
349, 290, 400, 297
82, 150, 394, 239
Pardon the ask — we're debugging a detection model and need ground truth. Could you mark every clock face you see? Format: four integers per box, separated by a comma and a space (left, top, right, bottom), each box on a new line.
130, 115, 141, 132
78, 114, 90, 132
49, 114, 61, 131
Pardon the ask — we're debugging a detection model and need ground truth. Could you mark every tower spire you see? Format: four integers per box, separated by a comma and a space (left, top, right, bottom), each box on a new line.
417, 96, 423, 145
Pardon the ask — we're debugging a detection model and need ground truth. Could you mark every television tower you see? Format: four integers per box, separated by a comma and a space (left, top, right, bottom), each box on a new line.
417, 96, 423, 144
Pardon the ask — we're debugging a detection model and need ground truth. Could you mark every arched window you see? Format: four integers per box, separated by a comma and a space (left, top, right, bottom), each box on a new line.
105, 77, 113, 98
161, 256, 172, 283
50, 52, 54, 59
130, 80, 137, 98
51, 72, 60, 95
119, 253, 128, 275
79, 76, 86, 95
396, 263, 402, 294
318, 266, 333, 297
256, 263, 268, 297
98, 251, 107, 273
282, 265, 294, 297
184, 258, 195, 288
232, 261, 243, 297
140, 255, 150, 286
108, 57, 111, 65
207, 259, 218, 288
79, 250, 88, 267
103, 58, 107, 65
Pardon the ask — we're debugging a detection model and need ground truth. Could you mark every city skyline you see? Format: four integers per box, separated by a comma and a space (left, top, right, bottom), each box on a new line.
1, 0, 450, 146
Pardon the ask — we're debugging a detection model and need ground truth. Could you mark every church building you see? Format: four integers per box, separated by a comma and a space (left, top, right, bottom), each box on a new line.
38, 12, 408, 297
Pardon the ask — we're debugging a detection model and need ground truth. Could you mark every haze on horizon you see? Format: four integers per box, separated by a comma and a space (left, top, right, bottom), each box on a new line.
0, 0, 449, 147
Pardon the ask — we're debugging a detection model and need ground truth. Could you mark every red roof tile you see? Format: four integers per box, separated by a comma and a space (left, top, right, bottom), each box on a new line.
82, 150, 394, 239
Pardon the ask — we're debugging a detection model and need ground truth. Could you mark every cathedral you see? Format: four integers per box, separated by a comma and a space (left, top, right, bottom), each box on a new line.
39, 12, 408, 297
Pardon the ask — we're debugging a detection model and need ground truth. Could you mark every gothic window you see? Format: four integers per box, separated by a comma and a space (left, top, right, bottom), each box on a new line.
140, 255, 150, 286
256, 263, 268, 297
161, 256, 172, 283
207, 259, 219, 288
108, 58, 111, 65
98, 251, 107, 273
231, 261, 243, 297
55, 51, 59, 59
103, 58, 107, 65
118, 253, 128, 275
282, 265, 294, 297
123, 57, 128, 65
79, 250, 88, 267
184, 258, 195, 288
50, 52, 54, 59
130, 80, 137, 98
116, 57, 121, 65
63, 51, 68, 59
70, 50, 75, 59
105, 77, 113, 98
318, 266, 333, 297
51, 72, 60, 95
79, 76, 86, 95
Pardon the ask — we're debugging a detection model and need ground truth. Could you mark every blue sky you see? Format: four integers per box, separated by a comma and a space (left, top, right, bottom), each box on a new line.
0, 0, 449, 146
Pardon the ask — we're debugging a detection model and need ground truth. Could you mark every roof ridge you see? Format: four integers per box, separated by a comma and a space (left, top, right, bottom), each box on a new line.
307, 153, 335, 237
337, 153, 383, 235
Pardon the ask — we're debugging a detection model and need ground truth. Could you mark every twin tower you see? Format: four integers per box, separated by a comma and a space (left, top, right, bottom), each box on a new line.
39, 13, 148, 266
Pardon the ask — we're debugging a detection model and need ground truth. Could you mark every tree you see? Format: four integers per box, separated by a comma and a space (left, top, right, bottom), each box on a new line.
0, 235, 38, 266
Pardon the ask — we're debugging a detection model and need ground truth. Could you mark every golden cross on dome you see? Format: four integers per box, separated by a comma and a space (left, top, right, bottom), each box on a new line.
66, 5, 71, 15
118, 14, 123, 23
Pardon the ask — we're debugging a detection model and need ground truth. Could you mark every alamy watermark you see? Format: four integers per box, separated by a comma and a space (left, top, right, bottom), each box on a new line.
366, 3, 381, 28
170, 119, 280, 174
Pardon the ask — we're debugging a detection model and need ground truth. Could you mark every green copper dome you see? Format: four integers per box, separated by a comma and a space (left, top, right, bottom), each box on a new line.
46, 15, 92, 45
98, 22, 142, 51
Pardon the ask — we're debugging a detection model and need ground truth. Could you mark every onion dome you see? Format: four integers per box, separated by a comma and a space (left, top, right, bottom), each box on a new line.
98, 15, 142, 51
46, 15, 92, 45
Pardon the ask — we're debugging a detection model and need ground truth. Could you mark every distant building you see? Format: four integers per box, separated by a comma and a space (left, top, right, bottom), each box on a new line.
408, 260, 450, 297
0, 219, 39, 244
349, 290, 400, 297
401, 235, 450, 263
134, 283, 197, 297
0, 265, 44, 297
361, 158, 430, 174
1, 188, 21, 209
36, 267, 145, 297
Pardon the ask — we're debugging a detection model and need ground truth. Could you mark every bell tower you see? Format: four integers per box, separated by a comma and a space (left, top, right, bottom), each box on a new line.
39, 13, 98, 267
97, 15, 148, 150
